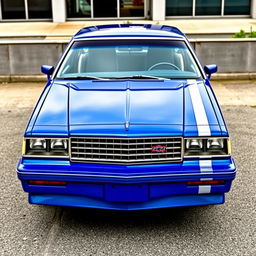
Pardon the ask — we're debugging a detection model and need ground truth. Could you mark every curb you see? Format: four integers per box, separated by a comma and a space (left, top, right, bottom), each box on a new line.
0, 75, 47, 83
211, 73, 256, 80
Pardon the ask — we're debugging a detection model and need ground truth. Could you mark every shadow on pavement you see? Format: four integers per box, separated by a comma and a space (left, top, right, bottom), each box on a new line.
60, 204, 216, 228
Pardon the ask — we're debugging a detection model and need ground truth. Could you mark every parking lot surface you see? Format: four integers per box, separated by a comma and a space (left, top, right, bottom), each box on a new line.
0, 81, 255, 256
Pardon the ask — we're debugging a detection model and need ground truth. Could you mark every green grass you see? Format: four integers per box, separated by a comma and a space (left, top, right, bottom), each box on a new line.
232, 26, 256, 38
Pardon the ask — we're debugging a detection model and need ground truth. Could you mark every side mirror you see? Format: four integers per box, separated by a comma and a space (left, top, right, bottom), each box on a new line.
204, 64, 218, 80
41, 65, 54, 80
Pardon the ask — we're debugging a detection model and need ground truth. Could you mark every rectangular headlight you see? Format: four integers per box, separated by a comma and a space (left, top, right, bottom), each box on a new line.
50, 139, 67, 150
207, 138, 224, 151
186, 139, 203, 151
185, 137, 230, 157
30, 139, 47, 150
23, 138, 69, 157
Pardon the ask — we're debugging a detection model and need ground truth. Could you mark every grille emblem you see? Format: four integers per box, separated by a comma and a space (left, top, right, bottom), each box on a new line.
152, 145, 167, 153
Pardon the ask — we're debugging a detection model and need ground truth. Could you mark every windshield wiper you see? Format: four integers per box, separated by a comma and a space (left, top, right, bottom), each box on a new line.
112, 75, 167, 80
58, 76, 109, 81
58, 75, 168, 81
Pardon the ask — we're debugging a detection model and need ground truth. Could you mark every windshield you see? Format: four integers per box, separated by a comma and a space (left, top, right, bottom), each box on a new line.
56, 39, 201, 80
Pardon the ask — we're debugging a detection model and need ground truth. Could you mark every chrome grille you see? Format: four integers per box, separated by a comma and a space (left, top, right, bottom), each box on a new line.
70, 137, 183, 164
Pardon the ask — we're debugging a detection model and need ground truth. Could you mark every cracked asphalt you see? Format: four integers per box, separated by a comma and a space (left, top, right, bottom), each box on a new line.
0, 81, 255, 256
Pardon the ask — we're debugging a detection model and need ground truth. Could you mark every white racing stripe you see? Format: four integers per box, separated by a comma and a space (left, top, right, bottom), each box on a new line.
199, 160, 213, 194
187, 79, 211, 136
187, 80, 212, 193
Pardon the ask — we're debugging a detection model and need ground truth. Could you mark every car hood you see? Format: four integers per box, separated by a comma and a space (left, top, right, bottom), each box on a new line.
28, 79, 227, 137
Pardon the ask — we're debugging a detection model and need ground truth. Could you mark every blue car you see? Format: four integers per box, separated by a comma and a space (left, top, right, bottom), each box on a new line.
17, 24, 236, 210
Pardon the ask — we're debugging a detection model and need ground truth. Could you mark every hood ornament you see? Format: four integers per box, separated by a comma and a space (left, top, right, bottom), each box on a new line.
125, 121, 130, 131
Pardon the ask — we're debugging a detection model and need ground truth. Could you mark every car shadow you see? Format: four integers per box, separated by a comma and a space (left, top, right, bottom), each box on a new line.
60, 204, 217, 229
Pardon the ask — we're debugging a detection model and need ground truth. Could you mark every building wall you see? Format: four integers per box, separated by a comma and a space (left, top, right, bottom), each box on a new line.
0, 0, 255, 22
1, 39, 256, 76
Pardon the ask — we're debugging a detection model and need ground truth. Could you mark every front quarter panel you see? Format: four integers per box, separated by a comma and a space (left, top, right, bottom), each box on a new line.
25, 81, 52, 136
31, 83, 69, 137
204, 79, 228, 136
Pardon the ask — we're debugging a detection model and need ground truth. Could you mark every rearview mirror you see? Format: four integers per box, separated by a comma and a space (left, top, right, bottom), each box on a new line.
204, 65, 218, 80
41, 65, 54, 79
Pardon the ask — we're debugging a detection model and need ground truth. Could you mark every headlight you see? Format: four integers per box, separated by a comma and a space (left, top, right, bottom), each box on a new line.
207, 138, 224, 151
185, 137, 230, 156
23, 138, 69, 157
50, 139, 67, 150
186, 139, 203, 150
30, 139, 46, 150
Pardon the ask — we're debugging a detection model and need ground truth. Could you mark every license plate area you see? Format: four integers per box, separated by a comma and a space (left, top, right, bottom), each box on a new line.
105, 184, 148, 202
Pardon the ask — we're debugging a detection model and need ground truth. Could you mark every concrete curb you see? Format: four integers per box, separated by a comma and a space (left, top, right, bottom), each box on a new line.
0, 75, 47, 83
1, 73, 256, 83
211, 73, 256, 80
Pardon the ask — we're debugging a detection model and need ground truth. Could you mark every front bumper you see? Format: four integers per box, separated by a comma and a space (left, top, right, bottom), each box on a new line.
17, 157, 236, 210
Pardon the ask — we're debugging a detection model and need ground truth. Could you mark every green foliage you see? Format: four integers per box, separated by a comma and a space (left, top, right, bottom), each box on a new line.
232, 26, 256, 38
248, 26, 256, 38
232, 29, 247, 38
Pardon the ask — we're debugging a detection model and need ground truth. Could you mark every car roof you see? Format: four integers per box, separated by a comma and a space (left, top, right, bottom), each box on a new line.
73, 24, 186, 40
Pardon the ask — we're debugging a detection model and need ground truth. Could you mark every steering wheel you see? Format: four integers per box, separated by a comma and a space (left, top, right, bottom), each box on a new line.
148, 62, 181, 71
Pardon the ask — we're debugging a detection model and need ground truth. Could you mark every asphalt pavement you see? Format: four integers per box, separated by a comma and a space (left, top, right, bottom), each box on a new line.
0, 81, 255, 256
